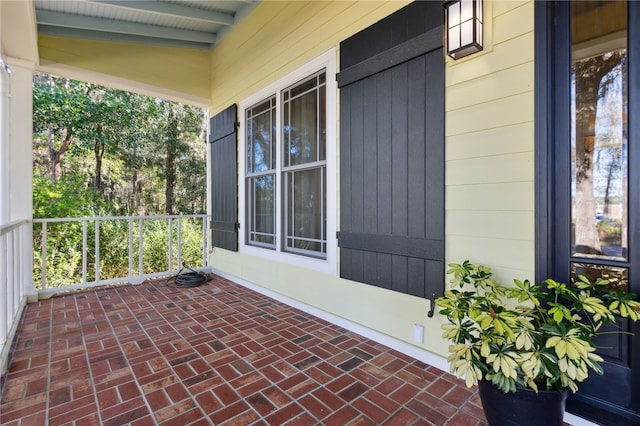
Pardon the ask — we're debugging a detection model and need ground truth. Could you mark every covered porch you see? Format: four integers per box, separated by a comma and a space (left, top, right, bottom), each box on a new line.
0, 1, 612, 424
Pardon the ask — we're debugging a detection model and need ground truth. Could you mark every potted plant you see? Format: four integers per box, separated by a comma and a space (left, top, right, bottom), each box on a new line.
435, 260, 640, 426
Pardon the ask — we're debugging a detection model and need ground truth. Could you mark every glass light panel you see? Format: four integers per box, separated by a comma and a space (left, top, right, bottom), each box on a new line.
448, 27, 460, 51
283, 73, 325, 167
286, 167, 326, 255
249, 175, 276, 246
570, 2, 628, 261
571, 262, 628, 294
460, 20, 474, 47
288, 92, 318, 165
246, 97, 276, 174
460, 0, 473, 21
448, 2, 460, 29
319, 86, 326, 161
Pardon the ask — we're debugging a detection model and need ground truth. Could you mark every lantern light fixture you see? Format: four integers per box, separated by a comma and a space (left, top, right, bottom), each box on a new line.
444, 0, 483, 60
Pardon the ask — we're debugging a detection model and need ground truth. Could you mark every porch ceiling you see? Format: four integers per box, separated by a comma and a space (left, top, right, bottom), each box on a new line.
34, 0, 258, 50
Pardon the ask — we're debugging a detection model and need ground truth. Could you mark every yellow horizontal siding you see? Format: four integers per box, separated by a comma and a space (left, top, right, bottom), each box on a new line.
209, 1, 411, 114
493, 0, 530, 18
446, 122, 534, 161
446, 91, 534, 136
446, 152, 534, 185
447, 182, 535, 212
446, 235, 535, 273
446, 62, 533, 111
38, 35, 210, 101
493, 2, 534, 44
447, 210, 535, 241
445, 1, 535, 277
447, 32, 534, 86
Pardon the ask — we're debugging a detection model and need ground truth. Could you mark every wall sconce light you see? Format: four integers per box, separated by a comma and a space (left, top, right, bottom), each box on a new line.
444, 0, 483, 59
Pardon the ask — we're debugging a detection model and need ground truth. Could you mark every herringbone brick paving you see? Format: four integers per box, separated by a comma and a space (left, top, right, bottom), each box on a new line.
0, 275, 487, 425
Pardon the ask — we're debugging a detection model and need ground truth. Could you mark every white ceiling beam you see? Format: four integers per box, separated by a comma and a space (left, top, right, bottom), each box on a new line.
38, 25, 211, 50
36, 9, 216, 44
87, 0, 235, 26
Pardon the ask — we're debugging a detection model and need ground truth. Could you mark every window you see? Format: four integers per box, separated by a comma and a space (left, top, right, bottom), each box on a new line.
240, 52, 336, 271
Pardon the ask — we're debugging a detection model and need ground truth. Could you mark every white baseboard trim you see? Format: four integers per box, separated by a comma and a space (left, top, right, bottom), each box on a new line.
564, 413, 598, 426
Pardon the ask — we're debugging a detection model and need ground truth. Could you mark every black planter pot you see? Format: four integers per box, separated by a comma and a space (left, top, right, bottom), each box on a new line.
478, 380, 570, 426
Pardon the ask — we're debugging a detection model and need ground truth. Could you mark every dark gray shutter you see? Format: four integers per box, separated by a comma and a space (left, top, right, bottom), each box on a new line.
209, 104, 239, 251
337, 1, 445, 299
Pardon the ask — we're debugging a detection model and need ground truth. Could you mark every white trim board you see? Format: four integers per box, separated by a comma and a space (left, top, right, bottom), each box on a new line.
37, 60, 210, 107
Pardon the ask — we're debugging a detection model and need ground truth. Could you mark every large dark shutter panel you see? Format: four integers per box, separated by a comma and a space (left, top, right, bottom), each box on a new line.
209, 104, 239, 251
336, 1, 445, 299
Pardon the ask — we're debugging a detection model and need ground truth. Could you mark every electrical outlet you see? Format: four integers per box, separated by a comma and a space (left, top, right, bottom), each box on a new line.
413, 324, 424, 344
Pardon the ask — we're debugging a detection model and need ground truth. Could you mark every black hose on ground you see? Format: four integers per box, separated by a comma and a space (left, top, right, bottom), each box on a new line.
172, 267, 209, 288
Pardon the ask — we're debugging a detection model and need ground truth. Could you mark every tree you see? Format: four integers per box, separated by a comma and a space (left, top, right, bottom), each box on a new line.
33, 74, 90, 182
33, 73, 207, 217
148, 100, 204, 215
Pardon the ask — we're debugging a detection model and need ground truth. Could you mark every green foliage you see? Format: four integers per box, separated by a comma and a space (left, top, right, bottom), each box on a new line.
436, 261, 640, 394
32, 73, 206, 215
33, 175, 105, 218
32, 73, 208, 288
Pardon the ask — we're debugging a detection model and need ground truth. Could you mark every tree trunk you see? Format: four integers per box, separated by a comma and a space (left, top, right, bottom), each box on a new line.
165, 152, 176, 215
165, 106, 179, 215
94, 138, 105, 193
48, 125, 73, 182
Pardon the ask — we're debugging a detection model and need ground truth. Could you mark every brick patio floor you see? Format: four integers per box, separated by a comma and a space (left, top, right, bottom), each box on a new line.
0, 274, 487, 425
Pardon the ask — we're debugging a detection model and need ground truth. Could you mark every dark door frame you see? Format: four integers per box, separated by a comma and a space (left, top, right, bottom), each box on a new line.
535, 1, 640, 424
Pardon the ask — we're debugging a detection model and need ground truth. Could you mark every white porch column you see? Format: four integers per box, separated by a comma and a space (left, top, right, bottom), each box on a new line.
7, 58, 36, 299
6, 59, 34, 222
0, 57, 9, 224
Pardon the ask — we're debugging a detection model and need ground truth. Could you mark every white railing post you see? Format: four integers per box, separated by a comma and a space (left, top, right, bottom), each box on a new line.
202, 217, 207, 267
41, 221, 47, 289
168, 217, 173, 271
202, 220, 209, 266
21, 222, 35, 297
1, 232, 7, 347
7, 231, 14, 326
18, 222, 37, 297
94, 219, 100, 283
177, 217, 182, 268
128, 218, 133, 278
82, 220, 87, 284
138, 217, 144, 276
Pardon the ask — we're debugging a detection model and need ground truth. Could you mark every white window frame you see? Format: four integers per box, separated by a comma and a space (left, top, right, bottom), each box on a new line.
238, 49, 337, 275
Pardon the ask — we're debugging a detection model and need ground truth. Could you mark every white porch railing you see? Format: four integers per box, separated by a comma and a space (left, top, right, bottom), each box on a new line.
32, 214, 210, 295
1, 214, 209, 374
1, 219, 32, 373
